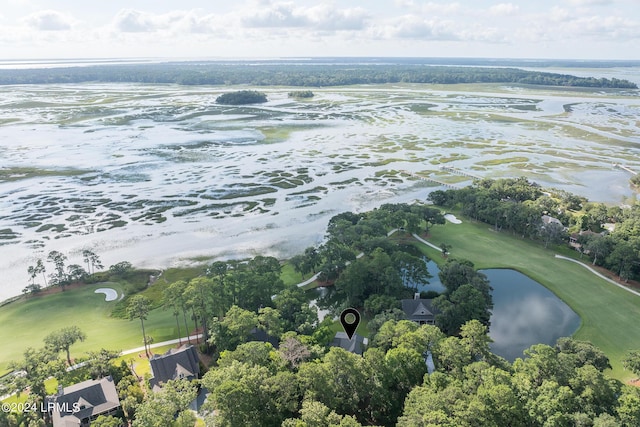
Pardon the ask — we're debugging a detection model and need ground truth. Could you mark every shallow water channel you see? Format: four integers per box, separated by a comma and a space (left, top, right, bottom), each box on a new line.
0, 80, 638, 300
419, 264, 580, 361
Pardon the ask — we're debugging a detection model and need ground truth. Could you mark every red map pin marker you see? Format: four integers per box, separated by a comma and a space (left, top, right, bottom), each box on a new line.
340, 308, 361, 340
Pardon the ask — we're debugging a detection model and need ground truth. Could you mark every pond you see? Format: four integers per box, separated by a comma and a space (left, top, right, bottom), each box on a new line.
483, 269, 581, 361
417, 265, 580, 361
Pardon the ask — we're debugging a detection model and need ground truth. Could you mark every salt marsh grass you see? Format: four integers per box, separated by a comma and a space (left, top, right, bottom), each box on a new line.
0, 81, 637, 299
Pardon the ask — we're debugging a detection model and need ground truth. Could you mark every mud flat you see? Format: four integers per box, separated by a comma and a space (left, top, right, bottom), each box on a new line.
0, 80, 638, 300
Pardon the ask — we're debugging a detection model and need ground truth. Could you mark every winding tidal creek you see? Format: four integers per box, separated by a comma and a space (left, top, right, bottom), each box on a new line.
0, 76, 638, 300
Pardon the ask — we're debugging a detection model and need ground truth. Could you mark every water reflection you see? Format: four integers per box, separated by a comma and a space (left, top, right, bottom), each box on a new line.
408, 259, 446, 294
414, 263, 580, 361
482, 269, 580, 361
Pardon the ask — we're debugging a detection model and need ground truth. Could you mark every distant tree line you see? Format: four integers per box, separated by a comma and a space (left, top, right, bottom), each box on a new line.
24, 249, 140, 296
0, 63, 636, 88
430, 177, 640, 282
24, 249, 103, 294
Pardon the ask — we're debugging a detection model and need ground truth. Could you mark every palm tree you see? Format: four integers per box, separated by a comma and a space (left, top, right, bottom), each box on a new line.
127, 295, 152, 358
163, 282, 187, 345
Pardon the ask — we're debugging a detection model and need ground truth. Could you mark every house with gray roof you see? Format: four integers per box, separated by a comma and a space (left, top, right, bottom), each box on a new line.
48, 376, 120, 427
248, 327, 280, 349
149, 344, 200, 392
401, 293, 439, 325
541, 214, 565, 229
331, 332, 368, 355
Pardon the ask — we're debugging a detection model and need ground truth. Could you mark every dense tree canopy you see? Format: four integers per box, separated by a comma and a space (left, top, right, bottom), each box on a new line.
10, 193, 640, 426
432, 259, 493, 335
132, 379, 197, 427
0, 62, 635, 88
429, 177, 640, 282
199, 313, 640, 427
216, 90, 267, 105
317, 203, 441, 313
43, 326, 86, 365
288, 90, 314, 98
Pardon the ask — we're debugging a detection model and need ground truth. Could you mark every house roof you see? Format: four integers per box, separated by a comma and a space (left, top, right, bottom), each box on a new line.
149, 344, 200, 390
330, 332, 368, 355
248, 327, 280, 349
401, 298, 439, 322
541, 215, 564, 226
50, 376, 120, 427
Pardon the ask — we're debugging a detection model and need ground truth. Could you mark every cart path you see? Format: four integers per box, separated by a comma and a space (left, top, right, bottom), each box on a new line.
554, 254, 640, 298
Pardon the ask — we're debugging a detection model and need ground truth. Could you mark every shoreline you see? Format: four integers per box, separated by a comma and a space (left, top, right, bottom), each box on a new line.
1, 80, 639, 301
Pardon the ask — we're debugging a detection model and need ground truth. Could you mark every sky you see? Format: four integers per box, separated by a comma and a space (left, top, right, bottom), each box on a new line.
1, 0, 639, 60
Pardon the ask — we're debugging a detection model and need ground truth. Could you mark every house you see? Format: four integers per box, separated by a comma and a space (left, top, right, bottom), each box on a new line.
331, 332, 368, 355
149, 344, 200, 392
541, 215, 564, 228
48, 376, 120, 427
248, 327, 280, 349
401, 293, 439, 325
569, 230, 599, 252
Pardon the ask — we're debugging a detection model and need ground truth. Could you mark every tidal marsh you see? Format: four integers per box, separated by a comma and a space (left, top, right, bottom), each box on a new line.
0, 81, 638, 300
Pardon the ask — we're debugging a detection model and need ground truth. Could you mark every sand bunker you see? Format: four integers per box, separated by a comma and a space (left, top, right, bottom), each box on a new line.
94, 288, 118, 302
444, 214, 462, 224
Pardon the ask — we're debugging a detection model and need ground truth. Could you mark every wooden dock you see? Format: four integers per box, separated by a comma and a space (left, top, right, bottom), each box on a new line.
439, 165, 482, 180
400, 170, 460, 189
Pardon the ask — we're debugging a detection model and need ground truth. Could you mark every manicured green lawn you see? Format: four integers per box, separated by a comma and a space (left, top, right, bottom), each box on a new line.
280, 262, 313, 287
418, 216, 640, 381
112, 343, 179, 379
0, 284, 178, 374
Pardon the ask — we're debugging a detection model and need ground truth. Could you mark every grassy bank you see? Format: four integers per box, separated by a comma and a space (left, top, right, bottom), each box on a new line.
416, 216, 640, 381
0, 284, 177, 374
0, 262, 301, 374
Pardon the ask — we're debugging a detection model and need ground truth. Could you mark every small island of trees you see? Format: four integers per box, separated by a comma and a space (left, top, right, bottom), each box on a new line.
215, 90, 267, 105
288, 90, 314, 98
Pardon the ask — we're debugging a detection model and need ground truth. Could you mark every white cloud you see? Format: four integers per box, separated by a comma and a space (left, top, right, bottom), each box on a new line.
489, 3, 520, 16
374, 15, 459, 40
549, 6, 571, 22
390, 0, 461, 14
2, 1, 639, 60
394, 0, 415, 8
173, 11, 221, 34
419, 2, 463, 15
241, 2, 369, 31
563, 15, 640, 40
112, 9, 223, 34
113, 9, 156, 32
242, 2, 310, 27
460, 25, 505, 43
566, 0, 612, 5
305, 4, 369, 31
22, 10, 75, 31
